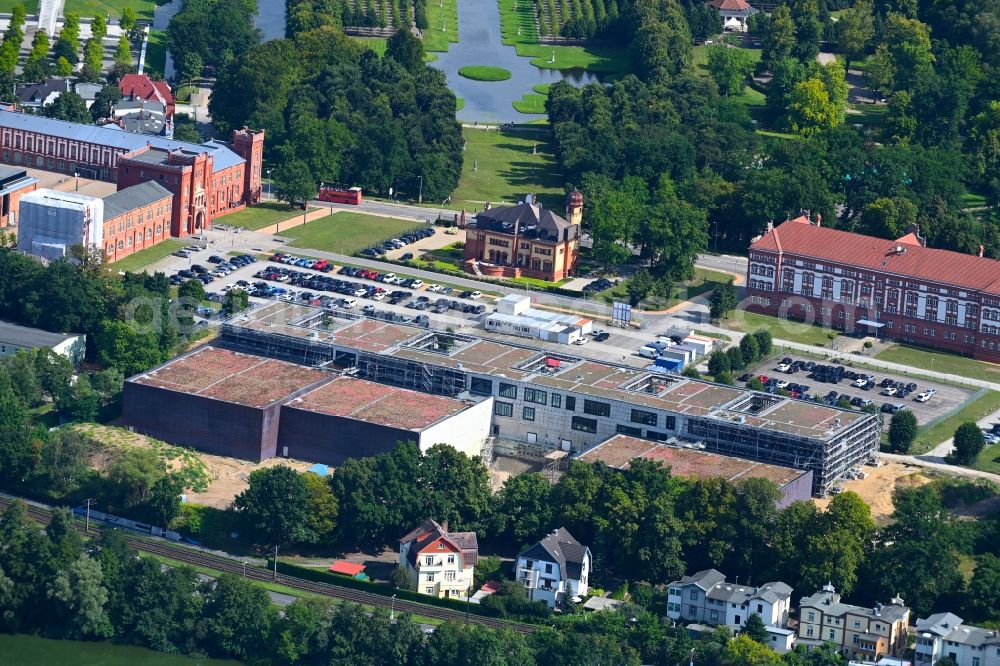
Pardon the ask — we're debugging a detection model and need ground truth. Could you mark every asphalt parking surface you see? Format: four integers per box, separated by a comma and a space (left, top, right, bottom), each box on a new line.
161, 248, 658, 368
752, 354, 974, 425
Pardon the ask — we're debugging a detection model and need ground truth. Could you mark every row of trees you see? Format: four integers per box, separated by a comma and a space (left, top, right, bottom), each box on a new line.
0, 498, 869, 666
229, 439, 999, 622
211, 28, 463, 204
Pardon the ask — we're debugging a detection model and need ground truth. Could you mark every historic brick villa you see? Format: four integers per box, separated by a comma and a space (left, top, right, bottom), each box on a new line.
0, 109, 264, 238
463, 191, 582, 282
745, 215, 1000, 363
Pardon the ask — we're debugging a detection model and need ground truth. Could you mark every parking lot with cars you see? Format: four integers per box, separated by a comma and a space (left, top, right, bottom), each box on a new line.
743, 354, 974, 425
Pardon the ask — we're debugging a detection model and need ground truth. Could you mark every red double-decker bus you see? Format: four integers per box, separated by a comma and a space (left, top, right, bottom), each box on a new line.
318, 184, 362, 205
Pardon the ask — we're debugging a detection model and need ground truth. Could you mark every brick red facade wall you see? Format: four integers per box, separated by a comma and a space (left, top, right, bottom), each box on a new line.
744, 249, 1000, 364
102, 193, 173, 262
0, 178, 36, 227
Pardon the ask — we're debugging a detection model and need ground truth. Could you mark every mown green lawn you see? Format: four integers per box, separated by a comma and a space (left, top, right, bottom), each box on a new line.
912, 390, 1000, 455
221, 202, 312, 231
449, 126, 564, 210
692, 44, 762, 75
284, 212, 421, 255
499, 0, 538, 45
513, 92, 547, 114
597, 268, 734, 309
65, 0, 159, 20
423, 0, 459, 52
353, 36, 387, 56
975, 442, 1000, 474
112, 239, 186, 273
876, 343, 1000, 384
144, 28, 167, 79
0, 0, 38, 11
515, 43, 631, 73
722, 310, 838, 347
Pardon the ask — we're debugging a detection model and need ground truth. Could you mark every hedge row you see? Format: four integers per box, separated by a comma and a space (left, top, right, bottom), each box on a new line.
269, 559, 496, 617
362, 255, 589, 298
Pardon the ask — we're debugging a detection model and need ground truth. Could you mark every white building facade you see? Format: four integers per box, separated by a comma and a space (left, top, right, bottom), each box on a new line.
515, 527, 591, 608
16, 188, 103, 261
914, 613, 1000, 666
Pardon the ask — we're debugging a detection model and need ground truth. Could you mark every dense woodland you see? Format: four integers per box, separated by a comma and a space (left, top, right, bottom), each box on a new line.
209, 29, 462, 203
544, 0, 1000, 298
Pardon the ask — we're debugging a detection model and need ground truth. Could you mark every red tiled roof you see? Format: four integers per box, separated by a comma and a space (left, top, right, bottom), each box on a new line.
329, 561, 366, 576
709, 0, 753, 10
751, 218, 1000, 295
118, 74, 175, 116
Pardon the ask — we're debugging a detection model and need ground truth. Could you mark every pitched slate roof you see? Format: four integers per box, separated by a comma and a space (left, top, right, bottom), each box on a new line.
0, 109, 244, 173
102, 181, 173, 220
0, 320, 81, 347
518, 528, 590, 581
751, 216, 1000, 295
476, 201, 578, 241
676, 568, 727, 591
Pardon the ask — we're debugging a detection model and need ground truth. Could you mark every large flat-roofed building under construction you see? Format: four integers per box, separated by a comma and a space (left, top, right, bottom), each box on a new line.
203, 302, 880, 495
123, 346, 493, 464
577, 434, 814, 508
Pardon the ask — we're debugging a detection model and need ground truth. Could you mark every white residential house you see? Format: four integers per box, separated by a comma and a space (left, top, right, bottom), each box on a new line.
515, 527, 591, 608
399, 519, 478, 600
667, 568, 793, 633
914, 612, 1000, 666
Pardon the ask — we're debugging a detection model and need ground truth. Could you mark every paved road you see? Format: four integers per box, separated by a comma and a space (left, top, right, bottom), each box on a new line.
37, 0, 63, 37
881, 452, 1000, 486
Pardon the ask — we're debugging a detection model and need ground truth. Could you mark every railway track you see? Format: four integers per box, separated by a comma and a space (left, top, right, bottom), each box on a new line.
0, 495, 535, 633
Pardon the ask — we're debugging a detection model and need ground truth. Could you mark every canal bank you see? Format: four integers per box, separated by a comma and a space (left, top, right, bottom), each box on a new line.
429, 0, 602, 122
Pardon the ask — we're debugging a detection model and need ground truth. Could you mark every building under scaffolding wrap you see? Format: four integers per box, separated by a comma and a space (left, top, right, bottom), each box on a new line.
216, 302, 880, 495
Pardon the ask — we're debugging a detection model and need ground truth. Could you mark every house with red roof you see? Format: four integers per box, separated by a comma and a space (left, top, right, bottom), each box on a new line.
399, 519, 478, 599
745, 215, 1000, 363
707, 0, 758, 32
118, 74, 175, 119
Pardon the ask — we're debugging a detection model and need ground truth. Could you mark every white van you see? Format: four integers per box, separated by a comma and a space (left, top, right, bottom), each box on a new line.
341, 298, 358, 309
639, 346, 659, 359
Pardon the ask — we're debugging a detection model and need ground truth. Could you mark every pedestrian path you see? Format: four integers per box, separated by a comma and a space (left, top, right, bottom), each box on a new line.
37, 0, 63, 37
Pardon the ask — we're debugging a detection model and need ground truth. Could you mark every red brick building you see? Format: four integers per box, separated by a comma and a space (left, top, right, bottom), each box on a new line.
0, 164, 38, 227
745, 215, 1000, 363
463, 191, 582, 281
101, 181, 174, 262
0, 110, 264, 238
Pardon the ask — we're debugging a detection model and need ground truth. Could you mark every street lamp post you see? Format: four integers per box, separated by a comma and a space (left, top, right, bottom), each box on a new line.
391, 594, 396, 621
418, 175, 423, 204
242, 561, 248, 578
266, 169, 272, 201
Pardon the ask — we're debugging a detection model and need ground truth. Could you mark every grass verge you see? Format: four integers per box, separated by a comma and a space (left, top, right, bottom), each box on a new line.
144, 29, 167, 79
459, 65, 512, 81
498, 0, 538, 45
722, 309, 839, 347
423, 0, 459, 52
112, 239, 187, 273
513, 92, 547, 114
514, 43, 631, 73
284, 212, 423, 255
975, 443, 1000, 474
221, 202, 312, 231
596, 267, 734, 309
912, 390, 1000, 454
875, 344, 1000, 384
